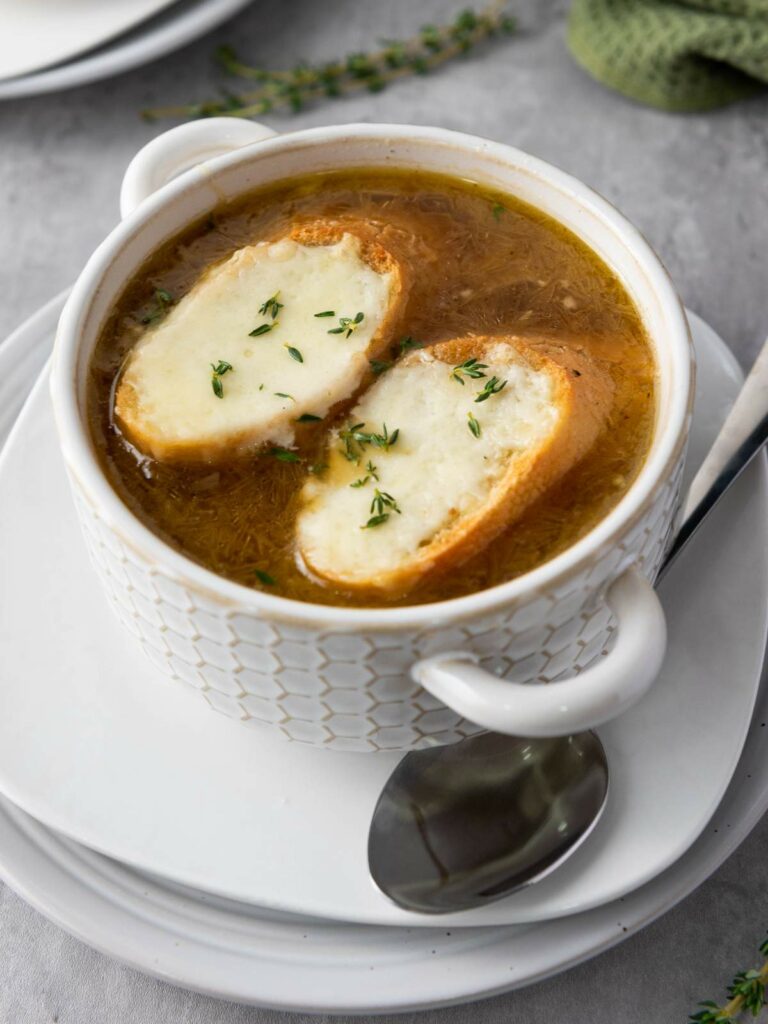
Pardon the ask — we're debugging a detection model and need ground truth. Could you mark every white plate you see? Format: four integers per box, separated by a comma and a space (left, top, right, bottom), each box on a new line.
0, 0, 254, 100
0, 297, 765, 930
0, 0, 179, 82
0, 672, 766, 1013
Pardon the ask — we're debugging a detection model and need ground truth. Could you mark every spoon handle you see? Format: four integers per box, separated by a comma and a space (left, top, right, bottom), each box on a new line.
658, 335, 768, 582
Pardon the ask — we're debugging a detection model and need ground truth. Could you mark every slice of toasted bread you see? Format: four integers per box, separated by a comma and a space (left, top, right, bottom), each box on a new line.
296, 335, 613, 595
113, 221, 407, 462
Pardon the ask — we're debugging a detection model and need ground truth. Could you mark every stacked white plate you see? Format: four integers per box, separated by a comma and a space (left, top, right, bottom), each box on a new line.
0, 294, 766, 1011
0, 0, 254, 100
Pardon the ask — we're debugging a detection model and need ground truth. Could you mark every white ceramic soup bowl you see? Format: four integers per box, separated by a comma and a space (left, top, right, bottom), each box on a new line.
51, 120, 693, 753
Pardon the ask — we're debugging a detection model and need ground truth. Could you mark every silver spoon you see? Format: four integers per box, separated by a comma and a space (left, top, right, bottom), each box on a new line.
369, 336, 768, 915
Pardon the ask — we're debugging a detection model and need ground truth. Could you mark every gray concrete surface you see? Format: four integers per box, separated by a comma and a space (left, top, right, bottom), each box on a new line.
0, 0, 767, 1020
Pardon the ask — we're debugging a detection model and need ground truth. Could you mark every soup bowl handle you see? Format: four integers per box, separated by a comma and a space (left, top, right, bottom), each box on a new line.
411, 566, 666, 737
119, 118, 279, 219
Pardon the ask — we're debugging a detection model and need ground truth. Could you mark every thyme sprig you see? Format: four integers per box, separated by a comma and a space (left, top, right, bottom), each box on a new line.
144, 5, 516, 122
259, 292, 283, 320
340, 421, 400, 461
350, 461, 379, 487
467, 411, 481, 438
451, 357, 488, 384
362, 488, 402, 529
475, 374, 507, 402
370, 488, 401, 517
399, 336, 425, 354
210, 359, 233, 398
328, 311, 364, 338
370, 337, 425, 373
269, 447, 301, 463
691, 934, 768, 1022
340, 422, 364, 462
368, 424, 400, 451
141, 288, 174, 324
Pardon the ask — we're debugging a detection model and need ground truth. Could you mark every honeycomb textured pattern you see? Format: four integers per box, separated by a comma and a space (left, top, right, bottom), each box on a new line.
69, 450, 685, 753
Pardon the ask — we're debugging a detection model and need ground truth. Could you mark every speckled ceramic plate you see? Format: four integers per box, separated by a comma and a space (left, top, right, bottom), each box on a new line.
0, 296, 765, 933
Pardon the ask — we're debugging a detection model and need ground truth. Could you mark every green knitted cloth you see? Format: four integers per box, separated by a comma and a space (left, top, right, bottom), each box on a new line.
568, 0, 768, 111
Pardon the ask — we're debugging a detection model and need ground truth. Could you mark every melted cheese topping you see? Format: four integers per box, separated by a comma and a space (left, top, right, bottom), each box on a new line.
115, 234, 395, 460
297, 343, 560, 586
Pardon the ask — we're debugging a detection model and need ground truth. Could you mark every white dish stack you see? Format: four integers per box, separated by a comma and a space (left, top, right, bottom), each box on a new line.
0, 0, 253, 100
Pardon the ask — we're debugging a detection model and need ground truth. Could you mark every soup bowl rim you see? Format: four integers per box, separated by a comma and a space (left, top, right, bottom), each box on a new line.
51, 121, 693, 630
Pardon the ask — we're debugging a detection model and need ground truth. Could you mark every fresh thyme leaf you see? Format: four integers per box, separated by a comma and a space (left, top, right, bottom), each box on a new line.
308, 462, 328, 475
491, 202, 505, 221
370, 488, 401, 516
375, 424, 399, 450
314, 310, 335, 318
144, 6, 516, 122
362, 513, 390, 529
475, 375, 507, 402
269, 447, 301, 462
328, 311, 365, 338
339, 421, 366, 462
451, 357, 488, 384
254, 569, 276, 586
274, 392, 295, 401
689, 931, 768, 1023
297, 413, 322, 422
727, 969, 765, 1013
210, 359, 233, 398
370, 358, 392, 376
285, 345, 304, 363
258, 292, 283, 320
350, 458, 380, 486
339, 421, 399, 463
399, 336, 425, 354
689, 1004, 730, 1024
141, 287, 174, 324
380, 429, 398, 450
467, 412, 481, 438
249, 321, 277, 337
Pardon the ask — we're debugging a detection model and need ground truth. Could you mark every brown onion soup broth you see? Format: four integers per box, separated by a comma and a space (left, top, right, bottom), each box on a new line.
88, 169, 655, 607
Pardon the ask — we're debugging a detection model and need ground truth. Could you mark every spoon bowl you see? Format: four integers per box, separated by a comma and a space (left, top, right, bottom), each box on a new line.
368, 730, 608, 914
